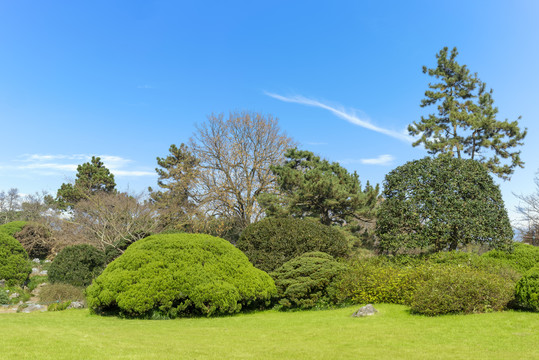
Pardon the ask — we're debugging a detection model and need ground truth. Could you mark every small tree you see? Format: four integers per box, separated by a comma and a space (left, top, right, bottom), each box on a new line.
376, 156, 513, 254
56, 156, 116, 209
408, 47, 526, 180
515, 172, 539, 246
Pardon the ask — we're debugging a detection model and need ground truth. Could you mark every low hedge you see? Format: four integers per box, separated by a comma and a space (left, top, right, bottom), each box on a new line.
514, 265, 539, 311
237, 217, 348, 272
272, 252, 346, 309
86, 233, 276, 318
483, 243, 539, 274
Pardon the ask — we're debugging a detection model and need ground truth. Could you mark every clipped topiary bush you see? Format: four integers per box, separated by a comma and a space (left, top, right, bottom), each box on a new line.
0, 221, 27, 236
14, 222, 54, 259
237, 217, 348, 272
271, 252, 346, 309
0, 231, 31, 286
86, 233, 276, 318
483, 242, 539, 275
48, 244, 106, 287
410, 266, 515, 315
514, 265, 539, 311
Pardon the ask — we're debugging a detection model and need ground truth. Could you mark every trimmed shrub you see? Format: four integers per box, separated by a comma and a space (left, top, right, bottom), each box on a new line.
0, 221, 27, 236
237, 217, 348, 272
14, 222, 54, 259
39, 283, 85, 304
376, 157, 513, 254
514, 265, 539, 311
410, 266, 514, 315
0, 231, 31, 286
483, 243, 539, 274
271, 252, 347, 309
48, 245, 106, 287
86, 233, 276, 318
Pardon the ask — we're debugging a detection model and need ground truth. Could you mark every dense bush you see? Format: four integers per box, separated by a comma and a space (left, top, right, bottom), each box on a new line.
48, 244, 106, 287
0, 221, 27, 236
39, 283, 85, 304
0, 289, 9, 305
334, 260, 430, 305
483, 243, 539, 274
271, 252, 346, 309
0, 231, 31, 286
410, 266, 515, 315
237, 217, 348, 272
14, 222, 54, 259
86, 233, 276, 318
514, 265, 539, 311
376, 157, 513, 254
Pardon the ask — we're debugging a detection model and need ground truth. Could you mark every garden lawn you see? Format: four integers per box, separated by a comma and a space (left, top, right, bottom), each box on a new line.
1, 304, 537, 360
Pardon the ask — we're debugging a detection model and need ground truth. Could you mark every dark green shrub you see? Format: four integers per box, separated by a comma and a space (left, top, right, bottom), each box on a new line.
48, 244, 106, 287
0, 289, 9, 305
334, 260, 431, 305
0, 231, 31, 286
410, 266, 515, 315
39, 283, 85, 304
237, 217, 348, 272
14, 222, 54, 259
271, 252, 347, 309
0, 221, 27, 236
86, 233, 276, 318
483, 243, 539, 274
376, 157, 513, 254
514, 265, 539, 311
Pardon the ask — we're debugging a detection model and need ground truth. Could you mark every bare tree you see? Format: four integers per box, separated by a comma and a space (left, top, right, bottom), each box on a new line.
515, 172, 539, 246
189, 111, 296, 229
0, 188, 21, 224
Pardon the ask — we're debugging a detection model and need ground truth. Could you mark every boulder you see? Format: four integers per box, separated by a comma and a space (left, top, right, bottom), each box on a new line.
351, 304, 378, 317
67, 301, 85, 309
20, 304, 47, 313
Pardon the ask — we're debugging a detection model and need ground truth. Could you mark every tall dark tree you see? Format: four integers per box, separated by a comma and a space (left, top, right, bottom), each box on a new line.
408, 47, 527, 180
260, 148, 379, 227
56, 156, 116, 209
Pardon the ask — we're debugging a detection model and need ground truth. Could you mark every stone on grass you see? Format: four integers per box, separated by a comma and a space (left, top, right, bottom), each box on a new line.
67, 301, 85, 309
351, 304, 378, 317
20, 304, 47, 313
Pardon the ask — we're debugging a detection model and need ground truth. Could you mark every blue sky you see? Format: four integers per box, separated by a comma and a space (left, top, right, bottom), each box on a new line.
0, 0, 538, 225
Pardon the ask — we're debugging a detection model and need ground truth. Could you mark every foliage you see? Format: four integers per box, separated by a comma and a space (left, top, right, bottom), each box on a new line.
483, 242, 539, 274
514, 265, 539, 311
39, 283, 86, 304
26, 275, 49, 292
0, 221, 27, 236
376, 156, 513, 254
14, 222, 53, 259
515, 172, 539, 246
48, 301, 72, 311
237, 217, 349, 272
260, 148, 379, 227
0, 231, 31, 286
86, 233, 276, 318
56, 156, 117, 209
410, 266, 515, 315
408, 47, 526, 180
0, 289, 9, 304
48, 244, 106, 287
271, 252, 347, 309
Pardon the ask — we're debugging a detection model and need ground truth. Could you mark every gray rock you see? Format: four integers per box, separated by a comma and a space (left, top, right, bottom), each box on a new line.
9, 292, 19, 299
21, 304, 47, 313
32, 258, 41, 263
44, 260, 51, 263
67, 301, 85, 309
39, 270, 48, 275
31, 267, 41, 275
0, 279, 5, 287
351, 304, 378, 317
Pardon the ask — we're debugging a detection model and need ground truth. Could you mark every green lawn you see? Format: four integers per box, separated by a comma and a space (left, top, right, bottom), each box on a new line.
1, 304, 537, 359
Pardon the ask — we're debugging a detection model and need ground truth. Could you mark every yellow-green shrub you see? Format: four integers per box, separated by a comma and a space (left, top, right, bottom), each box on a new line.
515, 265, 539, 311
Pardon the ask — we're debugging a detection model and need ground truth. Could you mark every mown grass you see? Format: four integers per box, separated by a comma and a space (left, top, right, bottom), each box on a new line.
0, 304, 537, 360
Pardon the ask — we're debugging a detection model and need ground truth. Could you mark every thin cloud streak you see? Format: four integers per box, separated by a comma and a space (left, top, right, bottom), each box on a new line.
265, 92, 413, 143
340, 154, 395, 166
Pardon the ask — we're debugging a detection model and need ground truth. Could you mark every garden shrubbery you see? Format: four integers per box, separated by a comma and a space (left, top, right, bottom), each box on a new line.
14, 222, 54, 259
0, 221, 27, 236
237, 217, 348, 272
272, 252, 346, 309
0, 231, 31, 286
48, 244, 106, 287
86, 233, 276, 318
483, 243, 539, 274
514, 265, 539, 311
410, 266, 515, 315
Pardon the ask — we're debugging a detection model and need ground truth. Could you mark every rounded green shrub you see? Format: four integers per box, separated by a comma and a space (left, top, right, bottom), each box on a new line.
49, 244, 106, 287
483, 243, 539, 274
410, 266, 514, 315
237, 217, 348, 272
0, 221, 27, 236
86, 233, 276, 318
514, 265, 539, 311
271, 252, 347, 309
0, 231, 31, 286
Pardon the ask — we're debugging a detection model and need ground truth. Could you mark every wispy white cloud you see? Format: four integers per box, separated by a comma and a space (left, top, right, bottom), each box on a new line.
265, 92, 413, 143
137, 85, 153, 89
340, 154, 395, 166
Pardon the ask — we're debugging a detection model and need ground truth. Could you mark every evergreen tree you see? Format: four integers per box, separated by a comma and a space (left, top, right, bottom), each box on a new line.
408, 47, 526, 180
